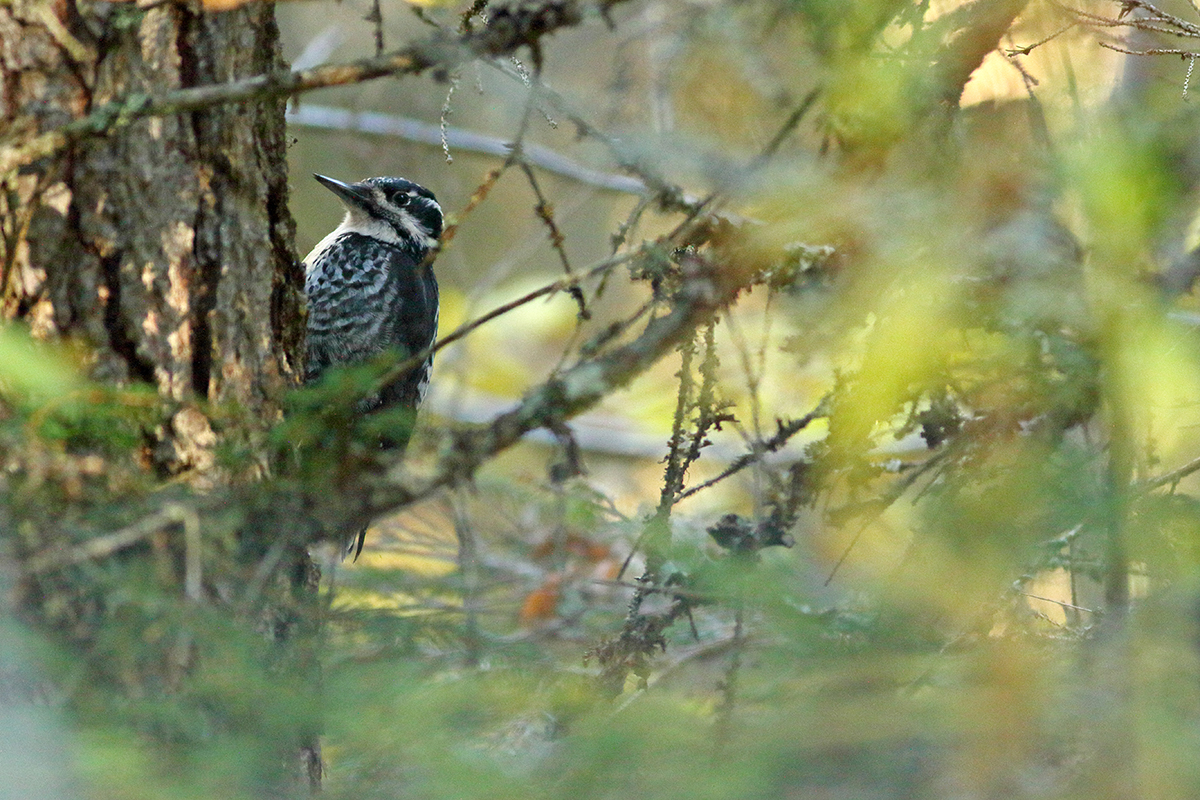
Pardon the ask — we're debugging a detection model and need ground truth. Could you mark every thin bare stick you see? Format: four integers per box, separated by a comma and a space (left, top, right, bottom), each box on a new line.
27, 504, 193, 574
1019, 591, 1095, 614
1099, 42, 1200, 56
371, 251, 630, 395
750, 88, 821, 168
824, 449, 951, 586
676, 406, 826, 502
519, 161, 589, 319
1005, 21, 1078, 55
1139, 454, 1200, 491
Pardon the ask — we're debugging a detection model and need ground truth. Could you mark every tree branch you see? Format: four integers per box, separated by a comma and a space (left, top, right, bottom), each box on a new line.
26, 504, 194, 574
930, 0, 1032, 106
0, 0, 634, 175
286, 105, 652, 196
360, 250, 745, 521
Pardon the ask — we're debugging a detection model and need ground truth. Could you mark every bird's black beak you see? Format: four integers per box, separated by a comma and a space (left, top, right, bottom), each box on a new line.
313, 174, 374, 210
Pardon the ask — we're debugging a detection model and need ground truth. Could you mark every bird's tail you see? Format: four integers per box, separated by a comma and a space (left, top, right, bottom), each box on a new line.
348, 526, 367, 561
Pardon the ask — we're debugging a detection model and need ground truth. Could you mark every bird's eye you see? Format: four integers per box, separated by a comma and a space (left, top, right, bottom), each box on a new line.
391, 192, 411, 208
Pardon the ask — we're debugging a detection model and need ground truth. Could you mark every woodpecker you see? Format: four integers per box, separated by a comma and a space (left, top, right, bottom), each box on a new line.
303, 173, 442, 557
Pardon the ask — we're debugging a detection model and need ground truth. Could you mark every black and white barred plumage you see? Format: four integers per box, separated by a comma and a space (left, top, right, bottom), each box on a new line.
303, 174, 442, 555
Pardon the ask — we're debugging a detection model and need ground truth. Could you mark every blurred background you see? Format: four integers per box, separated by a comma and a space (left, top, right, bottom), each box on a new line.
267, 2, 1200, 797
278, 0, 1133, 620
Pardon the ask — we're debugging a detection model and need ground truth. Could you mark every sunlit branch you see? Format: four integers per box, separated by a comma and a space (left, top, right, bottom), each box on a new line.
1004, 21, 1079, 56
1018, 591, 1096, 614
1056, 0, 1200, 37
518, 161, 589, 319
1099, 42, 1200, 56
486, 61, 705, 215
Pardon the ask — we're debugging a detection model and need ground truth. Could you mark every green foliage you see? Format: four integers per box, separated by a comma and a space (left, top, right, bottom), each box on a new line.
0, 324, 82, 401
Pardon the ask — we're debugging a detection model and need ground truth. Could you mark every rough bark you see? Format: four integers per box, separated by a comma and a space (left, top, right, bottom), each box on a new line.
1, 0, 302, 471
0, 2, 312, 791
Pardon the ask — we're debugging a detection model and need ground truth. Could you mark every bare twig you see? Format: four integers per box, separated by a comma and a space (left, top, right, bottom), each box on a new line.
1019, 591, 1095, 614
1004, 21, 1078, 56
1099, 41, 1200, 56
1057, 0, 1200, 36
750, 88, 821, 168
486, 61, 705, 215
824, 449, 952, 586
1138, 453, 1200, 491
26, 503, 195, 574
440, 75, 460, 163
365, 0, 385, 55
372, 250, 631, 397
519, 162, 589, 319
675, 406, 826, 502
1116, 0, 1200, 35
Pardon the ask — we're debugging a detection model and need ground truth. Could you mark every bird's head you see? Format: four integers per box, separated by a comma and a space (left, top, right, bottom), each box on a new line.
314, 174, 443, 250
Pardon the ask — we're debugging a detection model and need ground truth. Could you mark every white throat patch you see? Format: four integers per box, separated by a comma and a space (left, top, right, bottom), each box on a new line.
302, 210, 434, 274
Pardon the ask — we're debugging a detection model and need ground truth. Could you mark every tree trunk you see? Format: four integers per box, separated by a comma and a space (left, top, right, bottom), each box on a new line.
1, 2, 318, 792
1, 1, 303, 466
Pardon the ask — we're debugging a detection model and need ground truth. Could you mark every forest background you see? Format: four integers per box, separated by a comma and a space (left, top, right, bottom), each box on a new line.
4, 0, 1200, 797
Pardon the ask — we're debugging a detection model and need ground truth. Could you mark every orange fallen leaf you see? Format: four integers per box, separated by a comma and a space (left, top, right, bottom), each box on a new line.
519, 575, 562, 624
